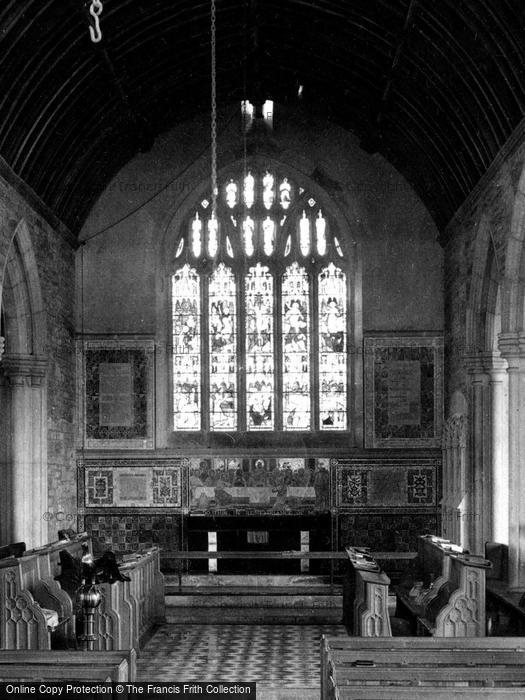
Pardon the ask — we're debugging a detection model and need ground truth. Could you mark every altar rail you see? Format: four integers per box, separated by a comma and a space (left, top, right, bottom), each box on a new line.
162, 550, 417, 585
321, 636, 525, 700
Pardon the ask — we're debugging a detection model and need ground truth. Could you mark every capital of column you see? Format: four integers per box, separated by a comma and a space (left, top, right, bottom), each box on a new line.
463, 352, 488, 379
1, 353, 47, 385
498, 332, 525, 369
476, 351, 508, 376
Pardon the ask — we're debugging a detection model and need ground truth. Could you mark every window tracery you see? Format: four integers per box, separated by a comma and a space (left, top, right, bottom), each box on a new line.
171, 169, 350, 435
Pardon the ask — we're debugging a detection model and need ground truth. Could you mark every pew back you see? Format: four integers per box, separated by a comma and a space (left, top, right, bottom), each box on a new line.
321, 636, 525, 700
0, 649, 136, 681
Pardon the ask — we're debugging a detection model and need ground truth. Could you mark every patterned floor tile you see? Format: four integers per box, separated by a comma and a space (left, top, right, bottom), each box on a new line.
137, 623, 345, 688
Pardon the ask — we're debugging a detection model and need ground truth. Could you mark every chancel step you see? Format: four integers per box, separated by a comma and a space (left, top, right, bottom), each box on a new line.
165, 574, 342, 624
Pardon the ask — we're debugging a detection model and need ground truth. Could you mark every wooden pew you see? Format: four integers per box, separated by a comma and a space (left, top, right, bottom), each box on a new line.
343, 547, 391, 636
0, 533, 164, 651
93, 546, 165, 651
0, 650, 135, 681
335, 689, 525, 699
394, 535, 491, 636
0, 558, 56, 650
0, 533, 93, 650
0, 649, 136, 681
0, 542, 25, 560
321, 636, 525, 700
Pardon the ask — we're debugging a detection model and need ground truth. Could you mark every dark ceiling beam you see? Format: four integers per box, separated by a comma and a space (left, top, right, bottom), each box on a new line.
374, 0, 418, 128
418, 8, 512, 140
70, 0, 154, 152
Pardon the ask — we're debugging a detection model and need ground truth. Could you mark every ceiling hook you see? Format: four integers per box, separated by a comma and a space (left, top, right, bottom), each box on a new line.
88, 0, 103, 43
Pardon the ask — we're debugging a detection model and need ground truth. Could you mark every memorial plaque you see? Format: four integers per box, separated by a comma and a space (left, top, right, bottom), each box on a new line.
387, 360, 421, 426
99, 362, 133, 426
364, 334, 443, 448
79, 337, 154, 449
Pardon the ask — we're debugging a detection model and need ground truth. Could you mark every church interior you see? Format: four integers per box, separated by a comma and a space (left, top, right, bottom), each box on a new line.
1, 0, 525, 695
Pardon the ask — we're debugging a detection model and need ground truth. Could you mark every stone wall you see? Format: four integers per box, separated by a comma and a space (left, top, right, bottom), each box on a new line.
0, 167, 77, 543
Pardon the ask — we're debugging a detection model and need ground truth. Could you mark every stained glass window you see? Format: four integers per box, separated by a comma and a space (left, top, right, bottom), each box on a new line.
319, 263, 347, 430
226, 179, 238, 209
172, 265, 201, 430
191, 213, 202, 258
208, 216, 218, 257
299, 211, 310, 256
263, 171, 275, 210
316, 211, 327, 256
246, 264, 274, 430
243, 172, 255, 209
280, 178, 291, 209
243, 216, 255, 257
282, 263, 310, 430
173, 170, 350, 436
263, 217, 275, 256
209, 264, 237, 431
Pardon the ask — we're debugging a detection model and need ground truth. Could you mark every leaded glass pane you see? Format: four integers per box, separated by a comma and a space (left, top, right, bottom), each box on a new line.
319, 263, 347, 430
243, 172, 255, 208
208, 216, 218, 257
263, 171, 275, 210
225, 179, 238, 208
243, 216, 255, 256
246, 264, 274, 430
282, 262, 310, 430
280, 178, 291, 209
191, 213, 202, 257
284, 235, 291, 257
209, 264, 237, 431
172, 265, 201, 430
316, 210, 327, 255
263, 216, 275, 255
299, 211, 310, 256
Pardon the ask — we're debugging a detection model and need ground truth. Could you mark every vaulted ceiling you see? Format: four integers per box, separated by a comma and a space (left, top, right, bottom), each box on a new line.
0, 0, 524, 234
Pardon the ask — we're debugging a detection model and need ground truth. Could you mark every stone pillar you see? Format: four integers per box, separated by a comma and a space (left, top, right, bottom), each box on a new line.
1, 354, 47, 548
442, 414, 468, 546
484, 353, 509, 545
464, 354, 490, 554
498, 332, 525, 588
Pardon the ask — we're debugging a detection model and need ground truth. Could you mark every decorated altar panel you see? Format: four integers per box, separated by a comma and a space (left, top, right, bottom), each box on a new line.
188, 457, 331, 514
77, 454, 441, 556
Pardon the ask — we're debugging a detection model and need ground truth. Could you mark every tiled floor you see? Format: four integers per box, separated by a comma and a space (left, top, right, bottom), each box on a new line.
137, 623, 345, 689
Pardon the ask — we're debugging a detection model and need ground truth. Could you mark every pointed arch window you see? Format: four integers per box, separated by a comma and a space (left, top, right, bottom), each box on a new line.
171, 169, 350, 435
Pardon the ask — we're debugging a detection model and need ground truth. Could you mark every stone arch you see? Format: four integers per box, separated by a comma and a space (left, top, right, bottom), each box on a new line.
1, 219, 46, 355
466, 216, 502, 353
155, 155, 364, 446
0, 218, 48, 548
501, 162, 525, 333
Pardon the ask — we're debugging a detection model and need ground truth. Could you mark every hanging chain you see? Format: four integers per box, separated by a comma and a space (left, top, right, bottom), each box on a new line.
210, 0, 218, 218
89, 0, 103, 43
